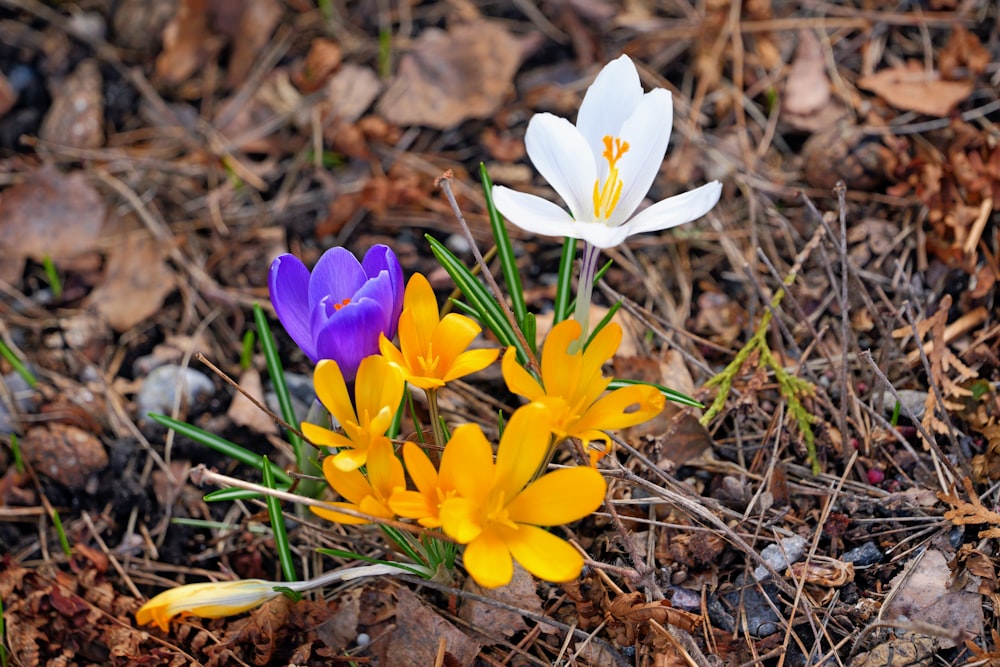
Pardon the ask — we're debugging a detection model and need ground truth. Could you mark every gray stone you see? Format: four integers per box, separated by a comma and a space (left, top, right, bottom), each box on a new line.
843, 541, 883, 567
754, 535, 808, 581
137, 365, 215, 420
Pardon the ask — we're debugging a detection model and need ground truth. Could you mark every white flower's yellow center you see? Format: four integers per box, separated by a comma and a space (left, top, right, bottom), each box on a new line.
592, 135, 630, 220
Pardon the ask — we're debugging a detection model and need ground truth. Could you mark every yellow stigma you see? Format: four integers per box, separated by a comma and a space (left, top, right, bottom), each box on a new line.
592, 135, 630, 220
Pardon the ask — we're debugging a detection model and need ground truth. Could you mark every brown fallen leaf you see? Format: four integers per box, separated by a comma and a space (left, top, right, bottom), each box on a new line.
784, 30, 830, 116
155, 0, 216, 85
85, 228, 177, 332
225, 0, 282, 88
858, 63, 973, 116
460, 564, 552, 639
377, 20, 536, 129
0, 164, 106, 284
883, 548, 982, 649
374, 587, 480, 667
226, 367, 278, 435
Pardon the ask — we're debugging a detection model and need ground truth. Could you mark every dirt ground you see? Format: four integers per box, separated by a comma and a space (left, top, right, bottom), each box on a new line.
2, 1, 1000, 665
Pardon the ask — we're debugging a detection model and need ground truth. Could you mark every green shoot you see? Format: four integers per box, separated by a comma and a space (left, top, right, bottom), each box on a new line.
8, 435, 23, 474
378, 29, 392, 79
240, 331, 255, 371
42, 255, 62, 300
0, 340, 36, 388
51, 509, 72, 557
0, 594, 7, 667
169, 518, 271, 533
890, 401, 901, 427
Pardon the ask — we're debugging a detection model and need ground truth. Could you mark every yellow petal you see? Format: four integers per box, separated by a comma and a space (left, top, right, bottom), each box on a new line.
365, 438, 405, 499
501, 346, 544, 401
504, 523, 584, 583
462, 527, 514, 588
313, 360, 357, 428
445, 424, 495, 504
301, 422, 352, 450
388, 489, 438, 526
443, 348, 499, 383
354, 356, 404, 429
440, 497, 484, 544
506, 467, 606, 525
579, 322, 622, 388
574, 385, 664, 433
311, 501, 370, 525
331, 447, 368, 472
136, 580, 280, 632
493, 404, 552, 498
540, 319, 582, 400
322, 456, 374, 505
378, 333, 408, 372
431, 313, 482, 371
402, 273, 439, 354
401, 441, 438, 495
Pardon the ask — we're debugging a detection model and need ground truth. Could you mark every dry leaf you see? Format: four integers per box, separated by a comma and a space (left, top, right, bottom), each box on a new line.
321, 64, 382, 126
227, 367, 278, 435
86, 229, 177, 332
226, 0, 282, 88
939, 26, 991, 79
460, 564, 550, 638
858, 63, 973, 116
293, 37, 342, 93
0, 165, 106, 283
156, 0, 214, 85
784, 30, 830, 117
376, 587, 480, 667
377, 20, 532, 129
883, 548, 983, 648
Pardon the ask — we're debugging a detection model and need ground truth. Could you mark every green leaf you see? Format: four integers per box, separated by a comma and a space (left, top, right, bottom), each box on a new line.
479, 164, 527, 326
253, 304, 303, 455
608, 379, 704, 408
263, 455, 296, 582
553, 237, 576, 324
203, 488, 264, 502
147, 412, 293, 485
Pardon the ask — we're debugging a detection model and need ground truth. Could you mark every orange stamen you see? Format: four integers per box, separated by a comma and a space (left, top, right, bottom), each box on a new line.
592, 135, 630, 220
333, 298, 351, 311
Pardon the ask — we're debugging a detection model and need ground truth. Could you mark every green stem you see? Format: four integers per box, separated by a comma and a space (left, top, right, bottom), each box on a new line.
425, 388, 447, 448
571, 242, 602, 352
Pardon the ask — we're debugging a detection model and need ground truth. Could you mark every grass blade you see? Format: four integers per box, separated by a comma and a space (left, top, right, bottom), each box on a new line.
147, 412, 293, 485
479, 164, 527, 326
608, 379, 704, 408
263, 455, 296, 582
553, 237, 576, 323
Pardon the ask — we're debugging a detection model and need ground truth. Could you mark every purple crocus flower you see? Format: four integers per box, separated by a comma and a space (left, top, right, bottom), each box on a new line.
268, 245, 404, 380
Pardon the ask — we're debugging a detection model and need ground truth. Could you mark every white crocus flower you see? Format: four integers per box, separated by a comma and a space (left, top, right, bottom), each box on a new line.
492, 54, 722, 249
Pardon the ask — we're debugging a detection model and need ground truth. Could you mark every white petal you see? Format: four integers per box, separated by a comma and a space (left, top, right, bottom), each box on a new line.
608, 88, 673, 226
492, 186, 579, 239
623, 181, 723, 236
576, 55, 643, 156
571, 223, 636, 249
524, 114, 596, 222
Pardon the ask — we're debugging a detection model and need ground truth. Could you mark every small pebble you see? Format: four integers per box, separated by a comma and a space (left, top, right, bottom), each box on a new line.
356, 633, 371, 647
753, 535, 807, 582
0, 371, 41, 434
136, 365, 215, 420
842, 542, 883, 567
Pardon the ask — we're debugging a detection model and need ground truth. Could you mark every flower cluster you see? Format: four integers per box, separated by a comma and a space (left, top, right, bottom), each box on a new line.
138, 53, 720, 632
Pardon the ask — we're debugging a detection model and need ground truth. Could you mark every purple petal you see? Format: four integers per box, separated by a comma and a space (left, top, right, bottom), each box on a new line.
268, 254, 318, 361
308, 247, 366, 308
362, 245, 404, 335
352, 271, 395, 335
314, 298, 387, 381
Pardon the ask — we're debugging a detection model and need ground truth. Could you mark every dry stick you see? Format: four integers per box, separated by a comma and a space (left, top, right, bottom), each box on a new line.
435, 172, 540, 374
835, 183, 853, 467
190, 465, 452, 543
859, 349, 962, 487
194, 352, 307, 443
